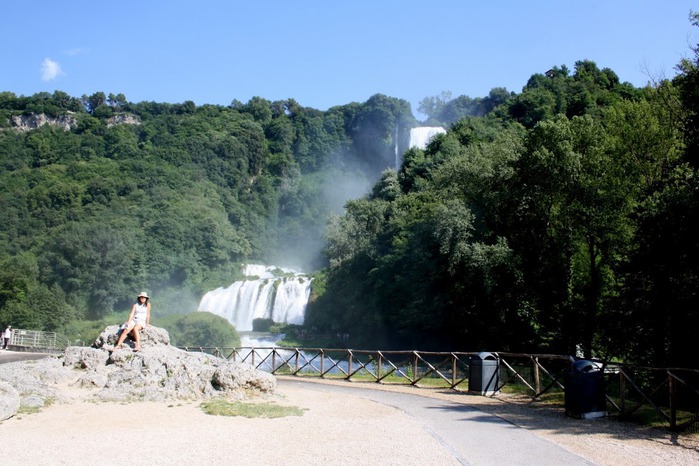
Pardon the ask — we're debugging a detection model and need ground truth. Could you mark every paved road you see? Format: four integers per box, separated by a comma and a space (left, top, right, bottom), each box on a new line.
0, 350, 53, 364
278, 378, 594, 466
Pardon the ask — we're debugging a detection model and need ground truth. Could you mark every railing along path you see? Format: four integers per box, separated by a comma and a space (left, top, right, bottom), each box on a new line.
7, 330, 697, 433
180, 345, 699, 432
6, 329, 70, 351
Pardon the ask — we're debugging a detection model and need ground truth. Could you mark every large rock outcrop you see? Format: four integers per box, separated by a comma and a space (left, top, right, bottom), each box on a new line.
8, 113, 78, 131
0, 381, 20, 421
5, 112, 141, 132
0, 325, 276, 420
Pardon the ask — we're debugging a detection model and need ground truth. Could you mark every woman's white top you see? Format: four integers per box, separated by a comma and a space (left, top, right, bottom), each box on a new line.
133, 303, 148, 325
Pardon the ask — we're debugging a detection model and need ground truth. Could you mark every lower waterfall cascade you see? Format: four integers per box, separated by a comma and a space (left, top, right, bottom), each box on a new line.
197, 264, 312, 332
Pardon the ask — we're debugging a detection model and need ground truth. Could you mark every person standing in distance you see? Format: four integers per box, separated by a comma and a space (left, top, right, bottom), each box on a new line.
3, 325, 12, 349
113, 292, 151, 351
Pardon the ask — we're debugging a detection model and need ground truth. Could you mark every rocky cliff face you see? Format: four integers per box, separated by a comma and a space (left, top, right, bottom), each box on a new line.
105, 113, 141, 127
5, 112, 140, 132
0, 325, 276, 421
9, 113, 79, 131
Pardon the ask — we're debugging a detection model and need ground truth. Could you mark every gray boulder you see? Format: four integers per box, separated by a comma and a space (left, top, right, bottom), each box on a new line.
0, 325, 276, 411
64, 346, 110, 369
93, 324, 170, 350
214, 361, 277, 393
0, 381, 20, 421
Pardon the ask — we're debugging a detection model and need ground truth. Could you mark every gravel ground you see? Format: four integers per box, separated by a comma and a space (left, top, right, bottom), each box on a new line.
0, 360, 697, 465
0, 377, 459, 466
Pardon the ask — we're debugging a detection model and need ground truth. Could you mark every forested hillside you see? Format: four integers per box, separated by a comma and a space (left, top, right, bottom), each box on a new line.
0, 91, 416, 329
309, 30, 699, 368
2, 16, 699, 368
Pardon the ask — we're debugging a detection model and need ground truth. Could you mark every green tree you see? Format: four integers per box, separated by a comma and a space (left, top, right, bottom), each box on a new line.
84, 92, 107, 115
107, 93, 127, 112
418, 91, 452, 121
613, 12, 699, 367
162, 311, 240, 347
40, 223, 144, 317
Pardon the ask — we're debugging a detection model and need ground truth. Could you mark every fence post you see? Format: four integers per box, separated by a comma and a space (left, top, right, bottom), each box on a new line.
272, 349, 277, 374
320, 349, 325, 377
347, 351, 353, 380
377, 352, 383, 382
452, 354, 457, 388
669, 372, 677, 431
619, 371, 626, 415
533, 357, 541, 394
413, 352, 418, 384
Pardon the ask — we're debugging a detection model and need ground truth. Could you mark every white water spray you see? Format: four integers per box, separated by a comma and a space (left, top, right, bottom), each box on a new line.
394, 124, 400, 168
197, 265, 312, 331
409, 126, 447, 150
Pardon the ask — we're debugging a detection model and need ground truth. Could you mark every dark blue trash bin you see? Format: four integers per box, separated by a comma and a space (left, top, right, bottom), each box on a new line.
469, 352, 499, 395
564, 359, 607, 419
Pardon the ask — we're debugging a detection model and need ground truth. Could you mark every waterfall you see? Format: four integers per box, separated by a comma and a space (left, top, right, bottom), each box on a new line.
197, 264, 312, 331
409, 126, 447, 150
394, 124, 400, 168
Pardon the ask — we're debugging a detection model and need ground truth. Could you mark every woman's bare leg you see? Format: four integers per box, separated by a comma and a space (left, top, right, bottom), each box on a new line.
114, 323, 135, 349
132, 324, 143, 351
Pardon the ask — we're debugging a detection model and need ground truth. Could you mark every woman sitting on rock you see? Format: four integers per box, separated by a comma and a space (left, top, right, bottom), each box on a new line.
114, 292, 151, 351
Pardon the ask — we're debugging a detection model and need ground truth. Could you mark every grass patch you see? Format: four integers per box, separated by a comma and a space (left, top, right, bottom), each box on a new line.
17, 405, 42, 415
412, 377, 454, 388
16, 396, 55, 415
606, 396, 698, 429
200, 399, 305, 418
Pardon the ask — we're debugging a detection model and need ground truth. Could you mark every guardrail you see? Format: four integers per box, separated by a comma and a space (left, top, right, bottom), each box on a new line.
8, 328, 71, 351
180, 345, 699, 432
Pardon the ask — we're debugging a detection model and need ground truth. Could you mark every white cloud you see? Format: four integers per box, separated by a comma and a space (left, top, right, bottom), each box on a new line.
40, 58, 64, 81
65, 47, 86, 56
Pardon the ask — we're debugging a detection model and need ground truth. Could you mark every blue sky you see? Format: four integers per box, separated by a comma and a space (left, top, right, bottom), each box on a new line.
1, 1, 696, 119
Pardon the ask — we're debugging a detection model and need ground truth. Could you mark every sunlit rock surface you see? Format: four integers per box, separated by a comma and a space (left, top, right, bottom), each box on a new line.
0, 325, 276, 420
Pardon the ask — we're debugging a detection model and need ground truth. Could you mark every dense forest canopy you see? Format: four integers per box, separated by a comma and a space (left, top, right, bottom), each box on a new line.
0, 90, 418, 323
2, 15, 699, 368
308, 47, 699, 368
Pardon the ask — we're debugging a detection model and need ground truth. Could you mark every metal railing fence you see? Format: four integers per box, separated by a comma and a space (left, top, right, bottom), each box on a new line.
7, 328, 71, 351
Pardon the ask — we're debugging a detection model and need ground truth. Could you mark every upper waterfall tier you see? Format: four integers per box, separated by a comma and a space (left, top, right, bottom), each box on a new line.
197, 265, 311, 331
409, 126, 447, 150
